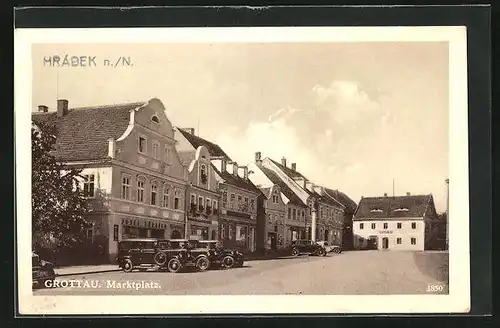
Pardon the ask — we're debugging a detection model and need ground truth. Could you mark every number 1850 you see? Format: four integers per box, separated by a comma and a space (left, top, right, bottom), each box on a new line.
426, 284, 444, 292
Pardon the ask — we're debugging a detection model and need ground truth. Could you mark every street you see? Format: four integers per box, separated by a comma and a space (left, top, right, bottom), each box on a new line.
33, 251, 449, 295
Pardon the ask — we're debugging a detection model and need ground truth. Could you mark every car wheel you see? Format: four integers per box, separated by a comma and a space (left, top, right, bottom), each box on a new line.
291, 248, 299, 257
196, 256, 210, 272
321, 248, 327, 257
154, 252, 167, 266
167, 258, 182, 273
221, 255, 235, 269
122, 259, 134, 273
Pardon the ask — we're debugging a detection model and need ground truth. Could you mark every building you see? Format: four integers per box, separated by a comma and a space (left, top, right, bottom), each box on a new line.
352, 193, 444, 251
32, 98, 189, 263
178, 145, 220, 240
175, 128, 262, 253
255, 154, 350, 244
248, 156, 307, 250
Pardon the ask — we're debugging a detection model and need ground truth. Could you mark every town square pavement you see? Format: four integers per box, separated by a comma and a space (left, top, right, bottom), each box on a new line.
33, 250, 449, 295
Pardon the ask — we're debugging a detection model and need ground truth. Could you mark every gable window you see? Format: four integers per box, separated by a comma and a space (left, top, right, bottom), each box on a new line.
163, 187, 170, 208
174, 190, 180, 210
397, 222, 402, 229
383, 222, 388, 229
272, 190, 279, 204
150, 182, 158, 206
411, 237, 416, 245
411, 222, 417, 229
164, 146, 171, 164
359, 223, 364, 230
138, 136, 147, 154
370, 208, 383, 213
151, 115, 160, 124
137, 178, 145, 203
200, 164, 207, 184
371, 223, 376, 229
152, 141, 160, 160
82, 174, 95, 197
121, 175, 130, 200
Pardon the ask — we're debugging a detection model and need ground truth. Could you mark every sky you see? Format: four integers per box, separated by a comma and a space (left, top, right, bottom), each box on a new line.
32, 42, 449, 212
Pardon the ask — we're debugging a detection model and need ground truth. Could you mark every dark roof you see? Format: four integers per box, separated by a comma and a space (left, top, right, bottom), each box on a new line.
178, 151, 196, 166
211, 164, 262, 195
32, 102, 144, 162
323, 188, 358, 213
258, 165, 306, 207
353, 195, 434, 219
177, 128, 232, 160
259, 187, 272, 199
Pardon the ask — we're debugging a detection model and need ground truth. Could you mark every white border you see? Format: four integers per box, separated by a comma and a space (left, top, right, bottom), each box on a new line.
15, 26, 470, 315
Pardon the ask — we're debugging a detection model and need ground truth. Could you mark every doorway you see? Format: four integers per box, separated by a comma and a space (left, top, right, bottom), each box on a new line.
171, 230, 182, 239
382, 237, 389, 250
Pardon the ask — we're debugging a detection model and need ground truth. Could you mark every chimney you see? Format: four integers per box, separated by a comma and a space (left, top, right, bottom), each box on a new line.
181, 128, 195, 135
306, 181, 314, 191
281, 157, 287, 167
57, 99, 69, 117
291, 163, 296, 171
238, 166, 249, 180
232, 162, 238, 176
38, 105, 48, 112
406, 192, 411, 196
108, 138, 116, 158
255, 151, 262, 163
384, 193, 388, 197
221, 159, 227, 172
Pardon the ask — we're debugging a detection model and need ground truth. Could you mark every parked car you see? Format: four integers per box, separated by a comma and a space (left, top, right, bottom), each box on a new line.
154, 239, 212, 273
316, 241, 342, 254
195, 240, 245, 269
290, 239, 327, 257
32, 252, 56, 288
116, 238, 164, 272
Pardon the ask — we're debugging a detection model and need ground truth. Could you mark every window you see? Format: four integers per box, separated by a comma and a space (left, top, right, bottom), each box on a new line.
222, 191, 228, 208
301, 210, 305, 220
138, 136, 146, 153
237, 195, 242, 205
190, 194, 196, 205
411, 222, 417, 229
230, 193, 235, 208
121, 175, 130, 200
383, 222, 388, 229
163, 187, 170, 208
396, 238, 402, 244
288, 208, 292, 219
150, 182, 158, 206
136, 179, 145, 202
83, 174, 95, 197
174, 190, 180, 209
151, 115, 160, 123
198, 196, 204, 211
200, 164, 207, 184
250, 199, 255, 212
152, 141, 160, 159
272, 190, 279, 203
213, 200, 218, 212
292, 209, 296, 220
221, 224, 226, 239
113, 225, 119, 241
164, 146, 171, 164
411, 237, 416, 245
228, 224, 233, 240
86, 228, 93, 239
206, 198, 211, 209
397, 222, 402, 229
360, 223, 364, 229
371, 223, 376, 229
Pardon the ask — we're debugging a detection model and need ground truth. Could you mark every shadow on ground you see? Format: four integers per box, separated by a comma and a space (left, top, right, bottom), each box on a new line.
412, 251, 449, 283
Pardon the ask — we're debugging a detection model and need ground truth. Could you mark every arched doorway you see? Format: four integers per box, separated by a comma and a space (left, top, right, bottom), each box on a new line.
171, 230, 181, 239
211, 230, 216, 240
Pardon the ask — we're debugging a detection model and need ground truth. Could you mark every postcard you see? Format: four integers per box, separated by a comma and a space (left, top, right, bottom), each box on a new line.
15, 25, 470, 315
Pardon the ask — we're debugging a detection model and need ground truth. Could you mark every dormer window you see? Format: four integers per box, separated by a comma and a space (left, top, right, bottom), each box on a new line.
151, 115, 160, 124
394, 208, 409, 212
370, 208, 383, 213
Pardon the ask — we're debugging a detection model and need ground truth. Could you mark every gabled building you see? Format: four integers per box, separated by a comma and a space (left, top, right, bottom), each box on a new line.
178, 145, 220, 241
175, 128, 262, 253
352, 193, 444, 251
32, 98, 189, 263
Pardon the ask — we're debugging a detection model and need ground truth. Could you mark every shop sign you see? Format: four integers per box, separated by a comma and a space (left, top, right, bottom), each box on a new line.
379, 230, 393, 234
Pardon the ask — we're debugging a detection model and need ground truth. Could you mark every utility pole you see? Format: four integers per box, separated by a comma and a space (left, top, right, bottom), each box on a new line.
392, 178, 395, 197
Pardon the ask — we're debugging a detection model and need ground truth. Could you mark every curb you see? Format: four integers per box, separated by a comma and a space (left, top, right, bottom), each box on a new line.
56, 268, 121, 277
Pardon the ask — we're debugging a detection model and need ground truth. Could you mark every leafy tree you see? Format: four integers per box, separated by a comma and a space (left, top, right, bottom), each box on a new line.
31, 121, 91, 253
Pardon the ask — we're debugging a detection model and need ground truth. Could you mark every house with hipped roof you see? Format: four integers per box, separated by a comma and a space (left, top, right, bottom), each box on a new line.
175, 128, 262, 253
352, 193, 445, 251
32, 98, 189, 263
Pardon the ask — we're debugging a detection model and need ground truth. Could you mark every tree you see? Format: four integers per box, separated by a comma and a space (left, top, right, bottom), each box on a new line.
32, 121, 91, 253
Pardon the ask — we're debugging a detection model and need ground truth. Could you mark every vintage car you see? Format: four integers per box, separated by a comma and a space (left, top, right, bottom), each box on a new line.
32, 252, 56, 288
195, 240, 245, 269
290, 239, 327, 257
316, 241, 342, 254
153, 239, 212, 273
116, 238, 164, 272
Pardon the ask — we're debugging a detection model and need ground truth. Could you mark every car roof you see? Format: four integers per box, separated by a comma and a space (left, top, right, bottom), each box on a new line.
167, 239, 189, 242
120, 238, 158, 242
197, 240, 218, 243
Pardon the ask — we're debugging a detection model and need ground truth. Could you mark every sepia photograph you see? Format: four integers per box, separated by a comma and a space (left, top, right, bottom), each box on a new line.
15, 25, 470, 314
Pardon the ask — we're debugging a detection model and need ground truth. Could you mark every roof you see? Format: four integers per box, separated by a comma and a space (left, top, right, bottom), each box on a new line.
178, 150, 196, 166
213, 164, 262, 195
259, 187, 272, 199
353, 195, 434, 219
258, 165, 306, 207
323, 188, 358, 213
177, 128, 232, 160
32, 102, 144, 162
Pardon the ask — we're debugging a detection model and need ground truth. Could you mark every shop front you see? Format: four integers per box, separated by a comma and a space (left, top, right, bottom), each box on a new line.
120, 217, 170, 239
220, 219, 256, 253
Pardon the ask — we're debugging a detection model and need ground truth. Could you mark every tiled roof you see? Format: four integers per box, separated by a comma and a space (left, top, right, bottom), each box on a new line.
211, 164, 262, 195
258, 165, 306, 207
32, 102, 144, 162
259, 187, 272, 199
178, 151, 196, 166
323, 188, 358, 213
269, 158, 308, 180
177, 129, 232, 160
353, 195, 433, 219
